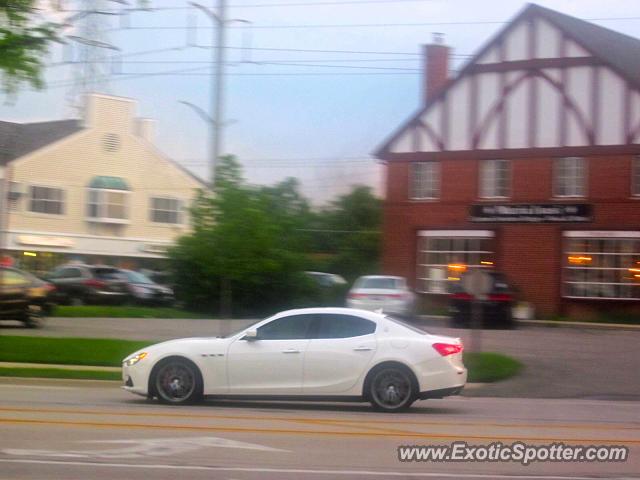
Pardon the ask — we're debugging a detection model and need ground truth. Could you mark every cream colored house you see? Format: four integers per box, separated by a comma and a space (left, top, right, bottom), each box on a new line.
0, 93, 205, 273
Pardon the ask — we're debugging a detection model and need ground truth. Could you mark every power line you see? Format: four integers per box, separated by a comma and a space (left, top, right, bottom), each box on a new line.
106, 16, 640, 31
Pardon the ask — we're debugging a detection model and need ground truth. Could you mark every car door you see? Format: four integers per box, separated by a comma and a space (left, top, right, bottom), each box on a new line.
0, 269, 31, 317
303, 313, 377, 394
226, 314, 314, 395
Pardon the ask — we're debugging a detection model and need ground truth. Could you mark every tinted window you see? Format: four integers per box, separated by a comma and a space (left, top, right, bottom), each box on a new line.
356, 277, 400, 289
91, 268, 123, 280
313, 314, 376, 339
257, 314, 314, 340
61, 268, 83, 279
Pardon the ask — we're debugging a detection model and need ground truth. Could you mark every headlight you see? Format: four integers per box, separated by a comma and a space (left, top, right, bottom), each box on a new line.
124, 352, 148, 366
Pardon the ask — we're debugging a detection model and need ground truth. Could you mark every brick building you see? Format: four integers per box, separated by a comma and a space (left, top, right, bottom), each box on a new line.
375, 4, 640, 318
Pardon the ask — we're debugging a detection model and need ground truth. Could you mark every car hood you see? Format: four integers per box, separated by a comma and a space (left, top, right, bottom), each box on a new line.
123, 337, 230, 363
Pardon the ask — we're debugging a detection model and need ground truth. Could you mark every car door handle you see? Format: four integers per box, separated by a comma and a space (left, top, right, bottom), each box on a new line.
353, 346, 373, 351
282, 349, 300, 354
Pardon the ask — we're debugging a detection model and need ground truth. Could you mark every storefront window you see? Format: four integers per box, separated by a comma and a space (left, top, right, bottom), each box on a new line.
564, 236, 640, 299
416, 233, 494, 294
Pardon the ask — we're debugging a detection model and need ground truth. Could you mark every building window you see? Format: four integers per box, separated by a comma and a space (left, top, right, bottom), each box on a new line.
416, 232, 494, 294
480, 159, 510, 198
150, 197, 184, 224
554, 157, 586, 197
632, 156, 640, 196
564, 235, 640, 299
409, 162, 440, 200
87, 189, 129, 222
28, 186, 65, 215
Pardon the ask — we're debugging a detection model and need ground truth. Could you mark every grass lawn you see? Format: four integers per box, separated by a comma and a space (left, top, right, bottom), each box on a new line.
0, 367, 120, 381
464, 352, 523, 383
0, 336, 153, 367
53, 305, 211, 319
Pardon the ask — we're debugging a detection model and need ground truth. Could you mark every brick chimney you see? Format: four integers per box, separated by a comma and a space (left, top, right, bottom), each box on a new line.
423, 33, 450, 104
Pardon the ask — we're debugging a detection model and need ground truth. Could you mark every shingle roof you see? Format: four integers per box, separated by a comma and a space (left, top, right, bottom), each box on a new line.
0, 119, 82, 166
531, 3, 640, 91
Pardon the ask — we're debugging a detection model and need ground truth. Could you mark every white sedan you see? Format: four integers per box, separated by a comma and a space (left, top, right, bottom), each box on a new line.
122, 307, 467, 411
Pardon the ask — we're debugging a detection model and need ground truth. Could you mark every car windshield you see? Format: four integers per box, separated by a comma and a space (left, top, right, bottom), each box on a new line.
356, 277, 399, 289
125, 271, 154, 284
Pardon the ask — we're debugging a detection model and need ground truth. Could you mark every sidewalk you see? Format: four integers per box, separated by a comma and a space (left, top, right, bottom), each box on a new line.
418, 315, 640, 331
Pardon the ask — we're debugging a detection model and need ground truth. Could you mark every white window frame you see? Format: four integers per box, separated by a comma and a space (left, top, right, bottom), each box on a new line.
416, 232, 495, 294
632, 156, 640, 197
563, 232, 640, 300
28, 185, 65, 216
479, 159, 511, 199
149, 196, 184, 225
86, 188, 130, 224
409, 162, 440, 200
554, 157, 586, 198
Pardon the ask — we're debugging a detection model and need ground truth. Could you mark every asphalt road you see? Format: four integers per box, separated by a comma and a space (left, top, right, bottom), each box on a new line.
2, 317, 639, 400
0, 378, 638, 480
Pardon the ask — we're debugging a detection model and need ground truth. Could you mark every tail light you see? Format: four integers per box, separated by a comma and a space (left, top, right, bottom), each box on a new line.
44, 283, 56, 292
83, 278, 106, 289
348, 293, 368, 299
432, 342, 464, 356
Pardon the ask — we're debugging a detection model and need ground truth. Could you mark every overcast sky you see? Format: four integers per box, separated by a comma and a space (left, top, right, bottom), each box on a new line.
3, 0, 640, 203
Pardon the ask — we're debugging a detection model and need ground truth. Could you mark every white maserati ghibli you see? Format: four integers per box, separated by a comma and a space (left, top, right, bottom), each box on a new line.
122, 307, 467, 411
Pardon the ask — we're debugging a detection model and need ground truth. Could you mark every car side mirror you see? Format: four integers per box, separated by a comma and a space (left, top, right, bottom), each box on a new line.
244, 329, 259, 341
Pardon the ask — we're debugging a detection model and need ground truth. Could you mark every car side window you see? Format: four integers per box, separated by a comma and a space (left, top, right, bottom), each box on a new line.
0, 270, 30, 286
257, 314, 315, 340
313, 314, 376, 339
62, 268, 82, 279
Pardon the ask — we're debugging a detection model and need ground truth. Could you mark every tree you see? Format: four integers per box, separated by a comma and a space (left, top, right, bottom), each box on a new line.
169, 156, 315, 317
1, 0, 58, 94
310, 186, 382, 281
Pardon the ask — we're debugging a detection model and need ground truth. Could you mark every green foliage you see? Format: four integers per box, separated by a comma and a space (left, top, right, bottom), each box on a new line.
1, 0, 59, 94
169, 156, 382, 316
309, 186, 382, 282
169, 156, 316, 317
464, 352, 523, 383
0, 336, 153, 367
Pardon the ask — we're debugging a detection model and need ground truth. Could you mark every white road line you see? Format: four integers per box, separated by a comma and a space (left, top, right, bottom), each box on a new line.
0, 459, 628, 479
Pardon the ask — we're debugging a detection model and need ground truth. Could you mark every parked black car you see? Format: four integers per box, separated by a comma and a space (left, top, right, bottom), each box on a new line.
119, 269, 174, 306
44, 264, 128, 306
448, 271, 515, 329
0, 266, 55, 327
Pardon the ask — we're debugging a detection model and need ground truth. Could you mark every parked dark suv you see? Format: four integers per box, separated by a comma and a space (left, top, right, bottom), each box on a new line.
0, 266, 55, 327
44, 264, 128, 306
448, 271, 515, 329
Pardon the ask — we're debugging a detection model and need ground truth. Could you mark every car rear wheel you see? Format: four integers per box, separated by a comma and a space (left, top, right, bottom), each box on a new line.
368, 366, 416, 412
153, 358, 203, 405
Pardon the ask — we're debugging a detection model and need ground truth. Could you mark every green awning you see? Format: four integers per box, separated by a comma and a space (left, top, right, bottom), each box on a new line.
88, 176, 130, 190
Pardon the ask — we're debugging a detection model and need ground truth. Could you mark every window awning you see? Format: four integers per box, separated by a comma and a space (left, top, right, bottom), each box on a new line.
88, 176, 130, 190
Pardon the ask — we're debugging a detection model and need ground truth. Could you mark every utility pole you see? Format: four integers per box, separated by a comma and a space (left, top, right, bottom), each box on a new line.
187, 0, 228, 188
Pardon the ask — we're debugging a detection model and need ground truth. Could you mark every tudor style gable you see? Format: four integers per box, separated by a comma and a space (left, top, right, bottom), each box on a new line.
378, 4, 640, 156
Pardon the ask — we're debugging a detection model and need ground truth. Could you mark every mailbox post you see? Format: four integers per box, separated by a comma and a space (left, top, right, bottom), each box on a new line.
462, 269, 493, 353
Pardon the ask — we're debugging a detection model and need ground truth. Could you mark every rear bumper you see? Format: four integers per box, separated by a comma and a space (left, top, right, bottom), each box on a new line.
418, 385, 464, 399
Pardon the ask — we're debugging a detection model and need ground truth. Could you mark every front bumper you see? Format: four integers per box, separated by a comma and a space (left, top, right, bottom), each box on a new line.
121, 364, 150, 396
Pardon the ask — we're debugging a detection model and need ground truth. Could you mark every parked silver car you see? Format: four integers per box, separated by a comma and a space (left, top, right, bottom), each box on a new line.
346, 275, 416, 317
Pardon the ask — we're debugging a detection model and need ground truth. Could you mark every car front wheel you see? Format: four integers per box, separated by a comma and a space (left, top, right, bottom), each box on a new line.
368, 366, 416, 412
153, 358, 203, 405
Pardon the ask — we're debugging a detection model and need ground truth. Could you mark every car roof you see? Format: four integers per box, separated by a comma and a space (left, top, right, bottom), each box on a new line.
271, 307, 385, 322
357, 275, 404, 280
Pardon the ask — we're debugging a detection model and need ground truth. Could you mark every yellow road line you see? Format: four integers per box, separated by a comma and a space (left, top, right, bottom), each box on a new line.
1, 417, 638, 445
0, 406, 636, 432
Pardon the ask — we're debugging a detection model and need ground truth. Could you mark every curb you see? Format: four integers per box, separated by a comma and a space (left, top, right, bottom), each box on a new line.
0, 362, 120, 372
417, 315, 640, 331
